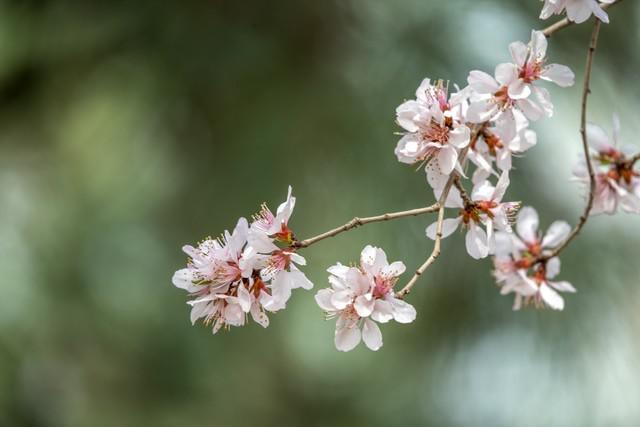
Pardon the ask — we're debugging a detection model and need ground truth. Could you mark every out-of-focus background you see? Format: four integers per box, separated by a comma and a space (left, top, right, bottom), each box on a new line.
1, 1, 639, 426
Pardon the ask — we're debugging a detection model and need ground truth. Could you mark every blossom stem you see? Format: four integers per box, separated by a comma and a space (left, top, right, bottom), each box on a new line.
292, 204, 440, 249
396, 127, 483, 298
541, 19, 601, 261
541, 0, 623, 38
453, 174, 473, 207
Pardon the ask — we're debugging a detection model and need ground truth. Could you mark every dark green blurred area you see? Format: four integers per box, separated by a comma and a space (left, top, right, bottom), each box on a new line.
1, 1, 639, 426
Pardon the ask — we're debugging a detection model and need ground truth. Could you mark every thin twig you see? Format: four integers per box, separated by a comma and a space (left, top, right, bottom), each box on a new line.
292, 204, 440, 249
542, 0, 623, 37
542, 19, 602, 261
453, 174, 473, 207
395, 130, 481, 298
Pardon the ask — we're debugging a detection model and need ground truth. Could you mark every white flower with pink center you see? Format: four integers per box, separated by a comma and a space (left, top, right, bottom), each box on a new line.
315, 246, 416, 352
172, 186, 313, 333
540, 0, 615, 24
467, 30, 574, 123
468, 110, 537, 184
427, 171, 520, 259
573, 118, 640, 215
395, 79, 471, 185
492, 206, 574, 310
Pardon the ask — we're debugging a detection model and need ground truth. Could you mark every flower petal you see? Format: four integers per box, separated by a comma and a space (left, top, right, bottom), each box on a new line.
362, 319, 383, 351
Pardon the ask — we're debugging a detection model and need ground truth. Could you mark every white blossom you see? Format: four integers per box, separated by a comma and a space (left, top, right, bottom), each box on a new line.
540, 0, 615, 24
315, 246, 416, 352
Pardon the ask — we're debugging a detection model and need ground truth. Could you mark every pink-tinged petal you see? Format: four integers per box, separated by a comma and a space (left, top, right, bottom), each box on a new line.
371, 299, 394, 323
566, 1, 596, 23
529, 30, 548, 60
541, 64, 575, 87
465, 224, 489, 259
540, 283, 564, 310
236, 284, 252, 312
437, 145, 458, 175
388, 297, 417, 323
172, 269, 199, 292
335, 323, 361, 352
509, 41, 528, 67
315, 289, 336, 311
492, 170, 510, 203
396, 100, 423, 132
516, 98, 544, 121
495, 63, 519, 86
467, 70, 500, 94
362, 319, 383, 351
327, 263, 349, 281
190, 302, 210, 325
395, 134, 425, 164
330, 290, 352, 310
586, 123, 612, 152
382, 261, 406, 278
223, 303, 245, 326
546, 257, 561, 279
549, 280, 576, 293
426, 217, 461, 240
467, 100, 499, 123
532, 86, 553, 117
286, 269, 314, 290
508, 79, 531, 100
360, 245, 388, 277
449, 125, 471, 148
471, 180, 495, 201
250, 303, 270, 328
516, 206, 539, 244
541, 221, 571, 248
354, 294, 375, 317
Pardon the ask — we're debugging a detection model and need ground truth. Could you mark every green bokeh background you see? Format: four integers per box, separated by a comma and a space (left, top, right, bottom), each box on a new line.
1, 1, 639, 426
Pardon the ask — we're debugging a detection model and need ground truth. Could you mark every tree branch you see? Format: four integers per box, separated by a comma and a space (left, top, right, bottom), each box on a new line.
542, 19, 601, 261
541, 0, 623, 38
292, 203, 440, 249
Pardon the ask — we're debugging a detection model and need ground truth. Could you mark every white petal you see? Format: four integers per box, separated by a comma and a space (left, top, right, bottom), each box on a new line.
549, 280, 577, 293
541, 64, 575, 87
508, 41, 528, 67
315, 289, 336, 311
371, 299, 394, 323
467, 70, 500, 94
437, 145, 458, 175
354, 294, 375, 317
495, 63, 519, 86
389, 297, 417, 323
426, 217, 461, 240
546, 257, 561, 279
465, 224, 489, 259
508, 79, 531, 100
540, 283, 564, 310
529, 30, 548, 60
335, 323, 361, 352
362, 319, 383, 351
586, 123, 612, 152
516, 206, 539, 244
541, 221, 571, 248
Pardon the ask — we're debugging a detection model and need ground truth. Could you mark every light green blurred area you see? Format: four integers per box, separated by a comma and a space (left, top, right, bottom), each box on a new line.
1, 1, 639, 426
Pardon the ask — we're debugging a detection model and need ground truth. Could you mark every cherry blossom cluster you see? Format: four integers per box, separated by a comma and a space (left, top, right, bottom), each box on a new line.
573, 117, 640, 214
492, 207, 575, 310
315, 246, 416, 352
172, 187, 312, 333
172, 0, 633, 352
396, 30, 574, 259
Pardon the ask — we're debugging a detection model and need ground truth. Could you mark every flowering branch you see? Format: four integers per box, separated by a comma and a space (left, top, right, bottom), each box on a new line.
292, 203, 440, 249
541, 0, 623, 37
541, 19, 601, 260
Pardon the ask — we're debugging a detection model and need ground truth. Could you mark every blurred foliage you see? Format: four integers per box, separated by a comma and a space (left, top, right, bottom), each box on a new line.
1, 1, 639, 426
